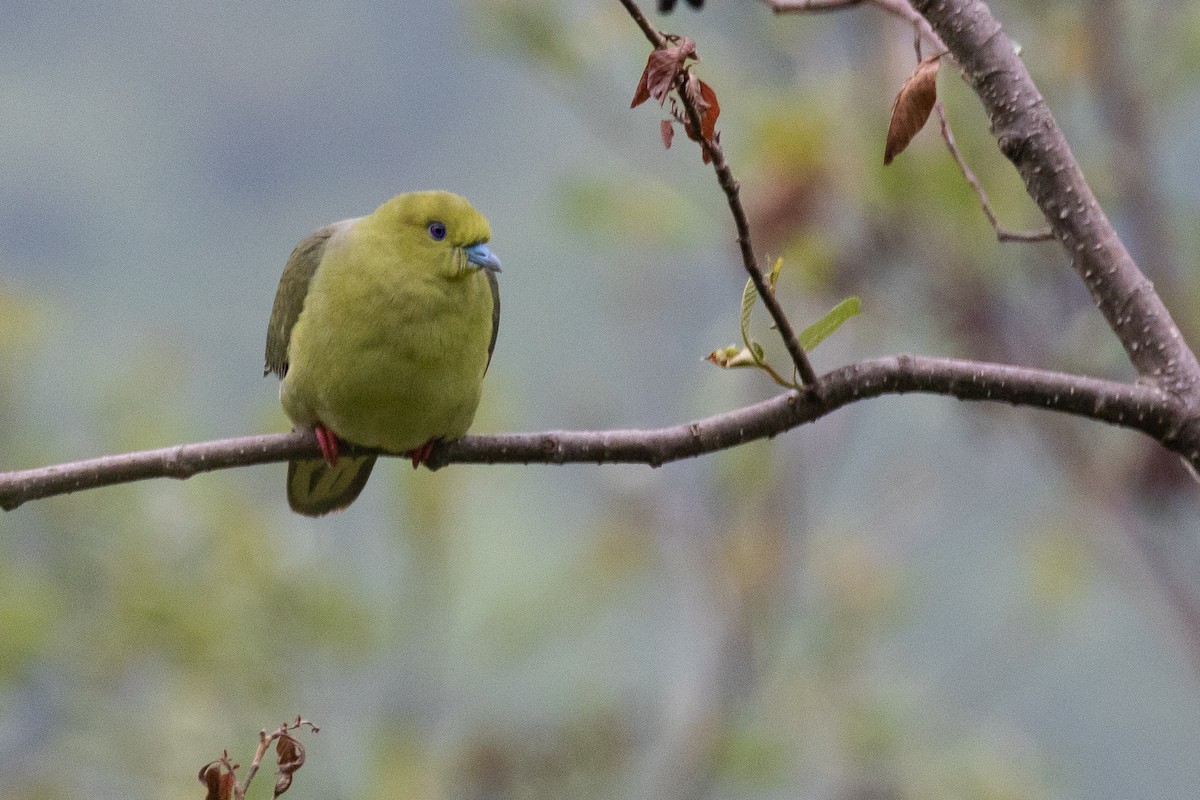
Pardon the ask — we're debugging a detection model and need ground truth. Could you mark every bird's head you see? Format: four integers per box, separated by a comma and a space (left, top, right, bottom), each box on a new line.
373, 190, 501, 277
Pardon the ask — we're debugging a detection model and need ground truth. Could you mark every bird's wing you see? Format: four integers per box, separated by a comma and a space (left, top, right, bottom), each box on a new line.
485, 269, 500, 373
264, 221, 349, 378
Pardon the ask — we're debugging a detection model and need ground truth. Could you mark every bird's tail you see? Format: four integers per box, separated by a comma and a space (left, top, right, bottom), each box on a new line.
287, 455, 377, 516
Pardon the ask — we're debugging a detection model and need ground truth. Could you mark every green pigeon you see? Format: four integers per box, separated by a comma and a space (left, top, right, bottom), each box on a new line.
265, 191, 500, 516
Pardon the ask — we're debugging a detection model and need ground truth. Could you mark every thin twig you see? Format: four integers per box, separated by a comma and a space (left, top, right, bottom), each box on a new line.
694, 109, 821, 389
617, 0, 665, 46
237, 729, 275, 800
621, 0, 821, 389
0, 355, 1182, 511
768, 0, 865, 9
766, 0, 946, 54
934, 102, 1053, 243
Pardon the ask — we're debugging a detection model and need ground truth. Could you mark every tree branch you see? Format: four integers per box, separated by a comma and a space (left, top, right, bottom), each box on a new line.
768, 0, 866, 9
0, 355, 1176, 511
910, 0, 1200, 407
765, 0, 947, 55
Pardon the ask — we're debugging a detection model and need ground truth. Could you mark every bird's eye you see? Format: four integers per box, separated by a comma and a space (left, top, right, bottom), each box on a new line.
428, 221, 447, 241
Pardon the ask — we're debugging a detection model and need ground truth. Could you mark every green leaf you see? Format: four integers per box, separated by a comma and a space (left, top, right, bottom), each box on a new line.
767, 256, 783, 294
738, 277, 768, 368
714, 260, 807, 390
798, 296, 861, 351
739, 277, 757, 350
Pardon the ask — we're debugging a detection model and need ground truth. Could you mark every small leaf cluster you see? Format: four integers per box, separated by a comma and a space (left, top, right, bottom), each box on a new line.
198, 716, 319, 800
708, 257, 860, 389
630, 36, 721, 164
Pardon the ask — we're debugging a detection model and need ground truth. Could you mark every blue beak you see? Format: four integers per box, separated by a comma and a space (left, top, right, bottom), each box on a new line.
465, 242, 502, 273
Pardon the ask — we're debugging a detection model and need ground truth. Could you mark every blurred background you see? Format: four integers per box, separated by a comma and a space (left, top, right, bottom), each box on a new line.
3, 0, 1200, 797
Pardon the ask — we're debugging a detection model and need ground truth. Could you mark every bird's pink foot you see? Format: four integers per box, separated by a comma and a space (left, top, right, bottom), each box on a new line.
314, 423, 340, 465
404, 437, 441, 469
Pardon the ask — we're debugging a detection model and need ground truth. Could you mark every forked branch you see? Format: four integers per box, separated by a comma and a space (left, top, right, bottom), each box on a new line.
934, 103, 1052, 242
911, 0, 1200, 403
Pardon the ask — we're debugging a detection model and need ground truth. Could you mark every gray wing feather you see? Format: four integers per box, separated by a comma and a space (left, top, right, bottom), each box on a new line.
485, 269, 500, 372
264, 222, 343, 378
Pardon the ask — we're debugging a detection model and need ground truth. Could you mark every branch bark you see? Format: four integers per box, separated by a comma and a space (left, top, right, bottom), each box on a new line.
0, 355, 1175, 511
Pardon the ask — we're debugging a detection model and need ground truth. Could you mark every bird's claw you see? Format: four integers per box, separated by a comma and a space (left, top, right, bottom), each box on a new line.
405, 438, 440, 469
315, 424, 340, 465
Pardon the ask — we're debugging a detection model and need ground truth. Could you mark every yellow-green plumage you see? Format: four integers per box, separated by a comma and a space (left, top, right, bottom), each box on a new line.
265, 191, 500, 516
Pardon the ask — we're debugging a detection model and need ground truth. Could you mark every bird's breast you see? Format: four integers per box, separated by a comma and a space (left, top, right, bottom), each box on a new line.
282, 253, 495, 452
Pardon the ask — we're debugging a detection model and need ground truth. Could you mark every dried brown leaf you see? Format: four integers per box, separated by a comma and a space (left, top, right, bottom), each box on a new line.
884, 55, 940, 165
198, 759, 235, 800
630, 38, 698, 109
660, 119, 675, 149
698, 79, 719, 141
631, 69, 652, 108
671, 75, 720, 163
685, 76, 720, 142
273, 733, 306, 798
276, 734, 305, 773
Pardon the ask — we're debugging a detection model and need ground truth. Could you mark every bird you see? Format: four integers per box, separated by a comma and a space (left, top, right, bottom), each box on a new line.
264, 191, 501, 516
